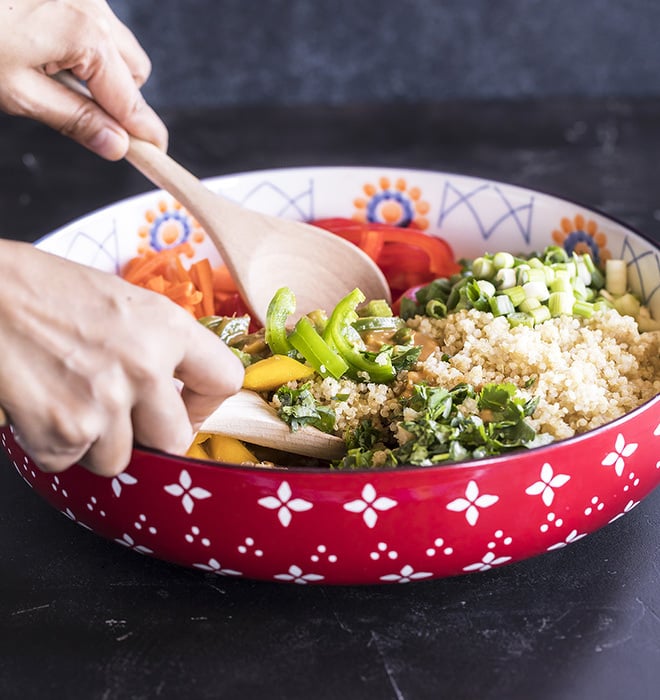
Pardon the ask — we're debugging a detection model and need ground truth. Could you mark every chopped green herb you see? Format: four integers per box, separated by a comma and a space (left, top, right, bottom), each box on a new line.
334, 381, 546, 470
275, 384, 336, 433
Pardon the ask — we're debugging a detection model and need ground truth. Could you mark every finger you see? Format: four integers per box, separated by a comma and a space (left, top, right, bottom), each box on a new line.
104, 10, 153, 87
14, 430, 90, 474
131, 379, 195, 457
175, 330, 246, 428
13, 69, 129, 159
77, 405, 135, 477
10, 409, 98, 474
72, 44, 168, 150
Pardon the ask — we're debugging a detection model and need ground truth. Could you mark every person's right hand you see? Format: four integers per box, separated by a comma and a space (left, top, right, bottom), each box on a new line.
0, 0, 167, 160
0, 240, 245, 476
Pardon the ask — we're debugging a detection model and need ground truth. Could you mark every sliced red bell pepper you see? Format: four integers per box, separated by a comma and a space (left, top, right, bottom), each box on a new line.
310, 218, 459, 298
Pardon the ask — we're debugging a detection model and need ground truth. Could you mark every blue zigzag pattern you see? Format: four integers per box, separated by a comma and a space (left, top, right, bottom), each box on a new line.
437, 181, 535, 244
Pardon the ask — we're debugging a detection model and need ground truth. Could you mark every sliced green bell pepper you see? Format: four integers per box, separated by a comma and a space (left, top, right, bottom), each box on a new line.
264, 287, 296, 356
323, 288, 397, 383
288, 316, 348, 379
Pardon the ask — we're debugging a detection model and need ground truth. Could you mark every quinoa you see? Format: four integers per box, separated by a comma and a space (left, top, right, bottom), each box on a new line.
276, 308, 659, 444
410, 308, 659, 440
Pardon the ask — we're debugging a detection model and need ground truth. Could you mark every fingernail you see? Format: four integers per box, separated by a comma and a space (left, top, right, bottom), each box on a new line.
87, 127, 128, 161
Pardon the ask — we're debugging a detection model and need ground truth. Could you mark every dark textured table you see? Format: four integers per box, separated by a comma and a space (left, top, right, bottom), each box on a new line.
1, 99, 659, 700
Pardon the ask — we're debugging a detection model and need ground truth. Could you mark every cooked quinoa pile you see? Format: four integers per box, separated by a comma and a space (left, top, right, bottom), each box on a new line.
275, 308, 660, 443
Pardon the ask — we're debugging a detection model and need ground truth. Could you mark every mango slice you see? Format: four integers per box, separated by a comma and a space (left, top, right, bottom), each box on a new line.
242, 354, 314, 392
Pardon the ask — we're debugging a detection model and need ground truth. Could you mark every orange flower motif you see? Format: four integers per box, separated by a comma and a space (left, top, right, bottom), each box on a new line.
551, 213, 611, 264
353, 176, 430, 229
136, 199, 206, 254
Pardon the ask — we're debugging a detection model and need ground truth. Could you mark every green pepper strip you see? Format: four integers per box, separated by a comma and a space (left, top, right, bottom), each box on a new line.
264, 287, 296, 356
288, 316, 349, 379
323, 288, 396, 383
352, 316, 404, 333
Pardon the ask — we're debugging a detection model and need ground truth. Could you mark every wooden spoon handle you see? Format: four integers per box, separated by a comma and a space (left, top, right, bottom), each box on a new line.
0, 405, 6, 427
124, 139, 253, 264
51, 71, 251, 273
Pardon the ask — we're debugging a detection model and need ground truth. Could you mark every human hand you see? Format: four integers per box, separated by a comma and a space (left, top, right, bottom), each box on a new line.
0, 240, 244, 476
0, 0, 167, 160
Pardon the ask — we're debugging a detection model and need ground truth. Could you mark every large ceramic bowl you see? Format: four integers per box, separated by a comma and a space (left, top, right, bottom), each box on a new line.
2, 167, 658, 585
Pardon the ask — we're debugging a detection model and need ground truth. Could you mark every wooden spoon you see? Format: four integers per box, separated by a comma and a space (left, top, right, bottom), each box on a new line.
124, 141, 391, 324
56, 72, 391, 326
0, 393, 345, 460
198, 389, 346, 460
8, 73, 373, 462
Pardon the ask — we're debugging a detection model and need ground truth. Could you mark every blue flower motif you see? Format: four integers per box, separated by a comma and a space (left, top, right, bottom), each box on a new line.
150, 209, 192, 250
561, 229, 602, 264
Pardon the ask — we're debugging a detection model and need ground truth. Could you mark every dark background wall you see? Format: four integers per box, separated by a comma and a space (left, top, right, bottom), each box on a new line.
110, 0, 660, 109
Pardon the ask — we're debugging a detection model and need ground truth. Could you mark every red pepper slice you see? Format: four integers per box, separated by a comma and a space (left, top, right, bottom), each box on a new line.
311, 217, 459, 298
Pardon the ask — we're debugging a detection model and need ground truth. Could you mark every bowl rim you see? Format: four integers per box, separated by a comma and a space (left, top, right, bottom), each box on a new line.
35, 164, 660, 478
36, 164, 660, 253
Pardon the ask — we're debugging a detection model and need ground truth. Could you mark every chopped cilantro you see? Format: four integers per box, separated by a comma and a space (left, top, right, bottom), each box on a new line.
275, 384, 336, 434
334, 381, 545, 469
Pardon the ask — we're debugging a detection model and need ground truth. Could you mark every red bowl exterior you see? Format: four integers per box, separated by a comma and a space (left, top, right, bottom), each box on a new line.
3, 395, 658, 585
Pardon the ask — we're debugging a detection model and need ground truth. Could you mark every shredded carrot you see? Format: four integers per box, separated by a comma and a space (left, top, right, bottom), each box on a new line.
212, 264, 238, 293
189, 258, 215, 317
121, 243, 194, 286
121, 249, 157, 279
144, 275, 166, 294
121, 244, 228, 319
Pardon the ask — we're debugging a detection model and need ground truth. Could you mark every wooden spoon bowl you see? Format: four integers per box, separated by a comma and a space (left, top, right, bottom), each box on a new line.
126, 140, 391, 325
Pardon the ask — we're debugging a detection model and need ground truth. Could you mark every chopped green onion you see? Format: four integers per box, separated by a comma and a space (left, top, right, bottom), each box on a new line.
472, 256, 495, 279
605, 259, 628, 296
445, 276, 470, 311
582, 254, 604, 289
529, 306, 551, 325
550, 277, 573, 294
476, 279, 496, 297
495, 267, 517, 289
464, 279, 494, 311
548, 291, 575, 317
574, 257, 592, 285
552, 267, 572, 282
519, 297, 542, 313
507, 312, 534, 328
425, 298, 448, 318
518, 267, 546, 285
542, 266, 556, 285
523, 281, 550, 301
572, 300, 595, 318
493, 251, 515, 270
489, 294, 515, 317
593, 299, 613, 312
571, 277, 588, 300
543, 246, 570, 264
500, 286, 526, 307
515, 264, 530, 283
357, 299, 393, 317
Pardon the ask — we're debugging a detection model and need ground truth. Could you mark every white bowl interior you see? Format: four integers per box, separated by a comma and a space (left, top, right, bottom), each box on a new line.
36, 166, 659, 320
